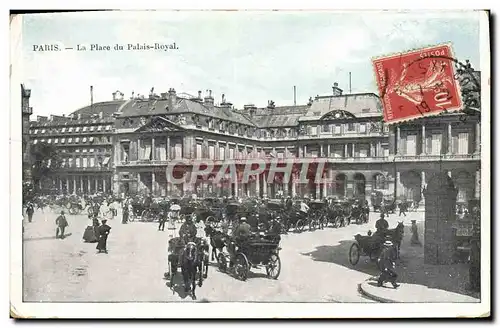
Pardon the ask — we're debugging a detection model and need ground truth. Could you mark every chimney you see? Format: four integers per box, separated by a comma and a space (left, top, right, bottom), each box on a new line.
332, 82, 343, 96
267, 100, 276, 109
198, 90, 202, 99
168, 88, 177, 111
244, 104, 257, 118
49, 115, 55, 121
99, 111, 103, 119
220, 93, 232, 108
204, 89, 214, 106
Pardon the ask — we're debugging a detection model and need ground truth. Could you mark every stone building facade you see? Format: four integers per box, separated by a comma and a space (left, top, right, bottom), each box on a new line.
29, 83, 481, 205
22, 84, 33, 183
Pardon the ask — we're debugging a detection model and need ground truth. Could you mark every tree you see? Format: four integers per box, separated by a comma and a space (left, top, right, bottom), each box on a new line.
30, 142, 62, 192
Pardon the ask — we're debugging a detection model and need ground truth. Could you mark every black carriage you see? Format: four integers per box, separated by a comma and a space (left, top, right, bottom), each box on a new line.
217, 233, 282, 281
197, 198, 224, 226
68, 201, 84, 215
307, 200, 329, 230
348, 232, 386, 267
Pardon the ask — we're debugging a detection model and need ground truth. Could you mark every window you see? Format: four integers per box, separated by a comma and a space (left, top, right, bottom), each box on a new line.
89, 157, 95, 167
97, 125, 103, 131
219, 146, 225, 160
90, 126, 95, 131
208, 120, 214, 129
54, 138, 58, 144
229, 147, 235, 159
82, 149, 87, 153
457, 132, 469, 154
41, 129, 46, 133
33, 139, 38, 144
75, 137, 80, 143
75, 127, 81, 132
358, 144, 369, 158
208, 144, 215, 159
82, 126, 88, 132
103, 157, 111, 166
144, 141, 152, 160
158, 141, 167, 161
174, 142, 182, 159
75, 149, 80, 153
83, 137, 88, 143
431, 134, 442, 155
322, 124, 331, 133
82, 158, 88, 167
68, 127, 74, 133
334, 125, 342, 135
75, 157, 81, 167
347, 123, 355, 131
121, 142, 130, 162
406, 134, 417, 156
105, 125, 111, 131
61, 127, 66, 133
60, 138, 66, 144
89, 148, 94, 153
359, 123, 366, 134
196, 143, 203, 159
47, 139, 52, 144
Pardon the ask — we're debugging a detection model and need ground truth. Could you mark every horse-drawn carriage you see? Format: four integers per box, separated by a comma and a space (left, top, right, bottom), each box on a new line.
326, 198, 352, 228
67, 201, 84, 215
348, 222, 404, 267
196, 197, 224, 227
371, 190, 397, 214
217, 233, 282, 281
165, 236, 210, 300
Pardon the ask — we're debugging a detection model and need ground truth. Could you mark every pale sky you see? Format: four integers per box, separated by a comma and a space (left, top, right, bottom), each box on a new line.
20, 10, 481, 118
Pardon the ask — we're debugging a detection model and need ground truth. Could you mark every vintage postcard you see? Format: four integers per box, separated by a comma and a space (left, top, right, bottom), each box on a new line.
10, 10, 491, 318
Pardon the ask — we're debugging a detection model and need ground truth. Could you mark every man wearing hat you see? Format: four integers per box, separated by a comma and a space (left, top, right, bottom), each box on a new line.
96, 219, 111, 253
229, 217, 252, 266
55, 210, 69, 239
179, 214, 197, 244
377, 240, 399, 288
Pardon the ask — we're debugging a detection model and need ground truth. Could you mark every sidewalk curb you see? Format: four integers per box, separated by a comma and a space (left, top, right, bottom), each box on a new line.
358, 281, 394, 303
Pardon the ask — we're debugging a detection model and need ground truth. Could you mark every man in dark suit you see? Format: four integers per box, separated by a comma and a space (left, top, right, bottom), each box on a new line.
377, 241, 399, 288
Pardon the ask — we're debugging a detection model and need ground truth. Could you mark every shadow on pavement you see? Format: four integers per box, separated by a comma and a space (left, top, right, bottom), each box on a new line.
303, 221, 479, 299
164, 273, 191, 300
23, 233, 73, 242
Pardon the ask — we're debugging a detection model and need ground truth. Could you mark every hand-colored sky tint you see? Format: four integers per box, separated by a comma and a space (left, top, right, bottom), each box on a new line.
20, 10, 481, 118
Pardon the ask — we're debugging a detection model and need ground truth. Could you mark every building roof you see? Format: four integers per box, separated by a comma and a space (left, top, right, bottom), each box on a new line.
301, 93, 383, 121
119, 97, 255, 126
71, 100, 127, 118
242, 105, 309, 128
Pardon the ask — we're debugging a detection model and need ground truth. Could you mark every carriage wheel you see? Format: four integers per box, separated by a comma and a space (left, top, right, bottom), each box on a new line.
217, 253, 227, 273
65, 202, 72, 209
266, 253, 281, 280
320, 217, 329, 229
68, 206, 77, 215
140, 209, 148, 222
349, 243, 361, 265
206, 216, 216, 226
234, 253, 249, 281
284, 221, 292, 233
295, 220, 305, 233
308, 219, 317, 231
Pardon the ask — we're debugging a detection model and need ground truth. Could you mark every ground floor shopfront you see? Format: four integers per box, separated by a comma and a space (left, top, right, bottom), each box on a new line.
40, 171, 113, 195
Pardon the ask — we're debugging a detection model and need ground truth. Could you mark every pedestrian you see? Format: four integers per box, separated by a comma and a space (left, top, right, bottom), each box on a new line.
122, 202, 129, 224
158, 210, 166, 231
26, 202, 34, 223
410, 220, 422, 246
96, 219, 111, 254
399, 201, 407, 217
468, 238, 481, 292
55, 211, 69, 239
377, 241, 400, 289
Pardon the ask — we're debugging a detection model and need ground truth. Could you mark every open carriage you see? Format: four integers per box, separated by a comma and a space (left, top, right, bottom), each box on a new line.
217, 233, 282, 281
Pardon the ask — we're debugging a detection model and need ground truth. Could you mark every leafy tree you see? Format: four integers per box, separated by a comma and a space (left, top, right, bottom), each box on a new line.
30, 142, 62, 191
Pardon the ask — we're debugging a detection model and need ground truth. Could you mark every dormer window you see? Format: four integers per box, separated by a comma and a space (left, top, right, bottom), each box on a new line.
61, 127, 66, 133
41, 129, 46, 134
90, 126, 95, 132
208, 119, 214, 129
68, 127, 74, 133
219, 121, 225, 131
83, 126, 88, 132
105, 125, 111, 131
97, 125, 103, 131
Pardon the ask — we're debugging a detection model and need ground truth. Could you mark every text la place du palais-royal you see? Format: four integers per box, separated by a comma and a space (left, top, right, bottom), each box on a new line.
75, 42, 179, 52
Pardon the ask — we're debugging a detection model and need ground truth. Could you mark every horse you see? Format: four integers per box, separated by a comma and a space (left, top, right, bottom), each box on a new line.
386, 221, 404, 258
169, 241, 203, 300
204, 225, 228, 262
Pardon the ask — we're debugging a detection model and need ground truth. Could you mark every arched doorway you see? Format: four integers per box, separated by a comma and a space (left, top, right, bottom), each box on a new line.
400, 170, 421, 203
372, 173, 387, 190
353, 173, 366, 198
454, 171, 473, 205
335, 173, 347, 197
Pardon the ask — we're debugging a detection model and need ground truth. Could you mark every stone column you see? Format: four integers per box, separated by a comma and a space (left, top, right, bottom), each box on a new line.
395, 171, 401, 200
59, 179, 63, 192
327, 144, 331, 157
87, 177, 91, 193
447, 123, 452, 154
151, 137, 155, 160
474, 169, 480, 199
377, 141, 381, 157
66, 178, 69, 193
303, 145, 307, 158
255, 173, 260, 197
344, 144, 348, 157
322, 175, 327, 198
352, 143, 356, 158
319, 144, 323, 157
421, 124, 426, 155
447, 171, 452, 178
152, 171, 156, 196
166, 137, 171, 159
80, 177, 84, 193
137, 173, 142, 193
73, 177, 77, 194
291, 172, 297, 197
95, 178, 98, 192
421, 171, 426, 205
475, 122, 480, 153
138, 138, 142, 160
262, 171, 267, 197
316, 183, 320, 200
233, 172, 238, 198
396, 126, 401, 154
103, 178, 107, 193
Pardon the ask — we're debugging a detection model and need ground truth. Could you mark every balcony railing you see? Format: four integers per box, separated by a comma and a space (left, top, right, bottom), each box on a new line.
55, 166, 113, 172
395, 153, 480, 161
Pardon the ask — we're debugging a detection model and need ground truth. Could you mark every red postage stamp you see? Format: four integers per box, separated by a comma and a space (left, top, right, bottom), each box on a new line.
373, 44, 463, 124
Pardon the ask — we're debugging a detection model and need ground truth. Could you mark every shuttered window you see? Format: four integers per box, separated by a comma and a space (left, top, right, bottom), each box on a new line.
196, 143, 203, 159
208, 145, 215, 159
431, 134, 442, 155
458, 132, 469, 154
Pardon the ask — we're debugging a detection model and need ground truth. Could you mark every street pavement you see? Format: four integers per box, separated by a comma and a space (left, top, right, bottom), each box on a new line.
23, 206, 430, 303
